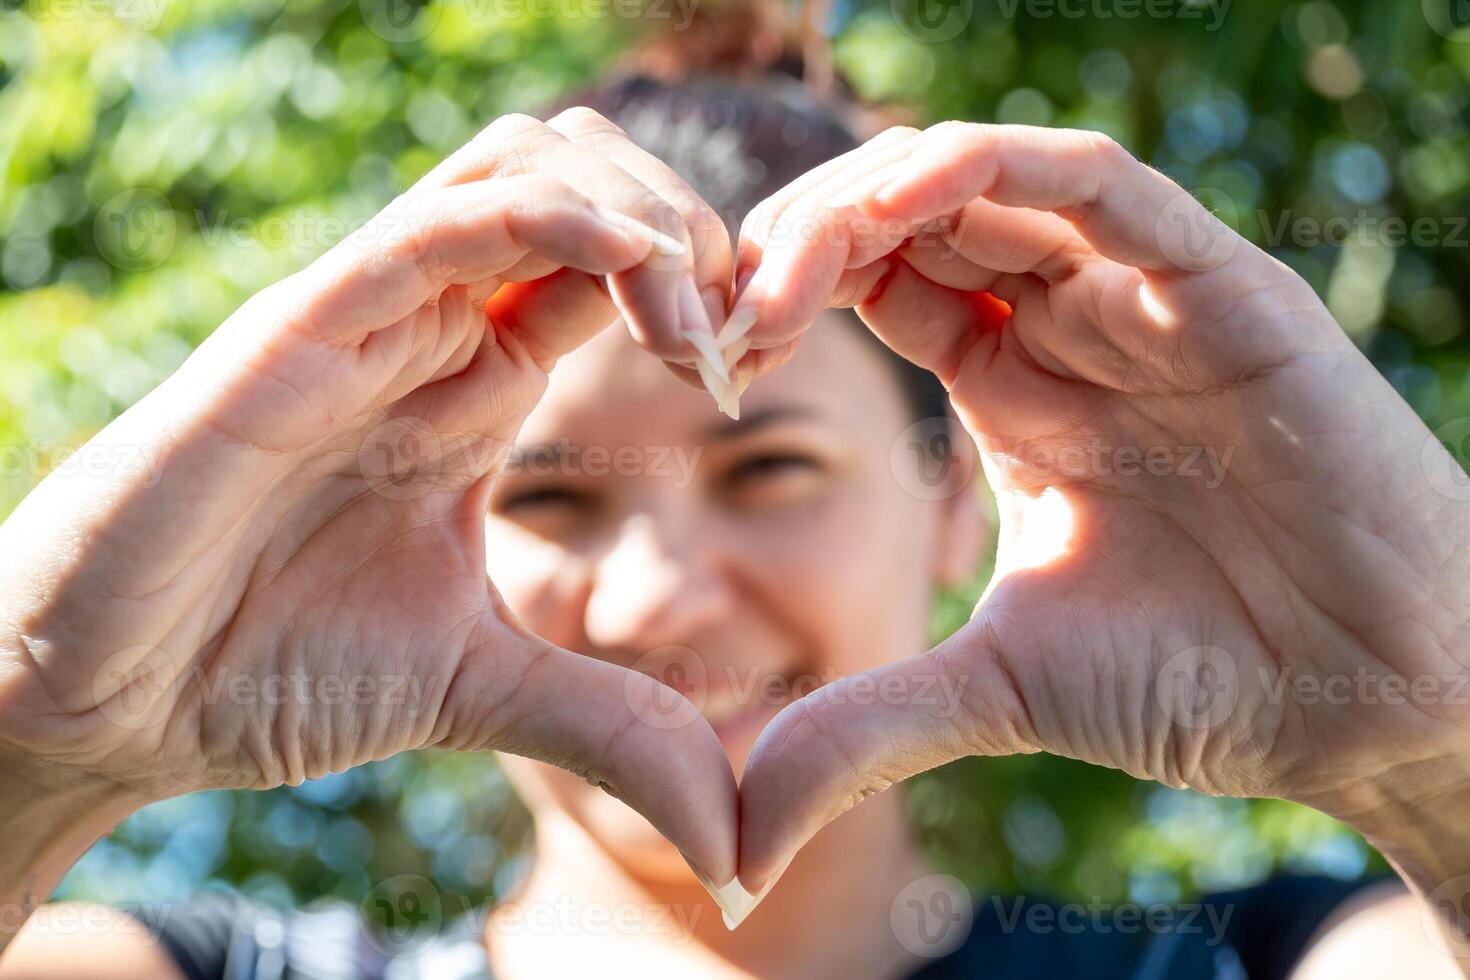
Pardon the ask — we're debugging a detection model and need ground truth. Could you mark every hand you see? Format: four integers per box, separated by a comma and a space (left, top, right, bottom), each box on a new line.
730, 122, 1470, 894
0, 108, 740, 889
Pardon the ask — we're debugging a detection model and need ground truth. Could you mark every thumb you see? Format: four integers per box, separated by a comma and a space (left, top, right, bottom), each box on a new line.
444, 629, 739, 892
737, 625, 1034, 903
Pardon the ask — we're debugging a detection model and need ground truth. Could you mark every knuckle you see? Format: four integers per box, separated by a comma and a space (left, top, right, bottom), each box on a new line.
948, 120, 993, 154
482, 114, 563, 176
1076, 129, 1133, 167
486, 112, 544, 137
639, 195, 689, 240
548, 104, 614, 132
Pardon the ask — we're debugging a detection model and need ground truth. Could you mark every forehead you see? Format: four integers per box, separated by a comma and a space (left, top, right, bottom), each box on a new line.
516, 311, 910, 450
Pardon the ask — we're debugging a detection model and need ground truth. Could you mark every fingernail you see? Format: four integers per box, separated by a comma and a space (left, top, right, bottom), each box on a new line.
684, 328, 729, 384
681, 856, 746, 929
734, 854, 795, 925
694, 351, 735, 418
723, 336, 751, 370
834, 160, 912, 211
591, 206, 687, 258
678, 278, 728, 384
716, 308, 757, 348
735, 264, 757, 295
726, 360, 756, 420
871, 168, 923, 210
732, 260, 770, 307
704, 854, 794, 930
690, 871, 768, 930
701, 285, 728, 325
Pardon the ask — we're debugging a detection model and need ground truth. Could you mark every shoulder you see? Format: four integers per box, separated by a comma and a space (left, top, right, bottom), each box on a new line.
906, 874, 1390, 980
133, 893, 492, 980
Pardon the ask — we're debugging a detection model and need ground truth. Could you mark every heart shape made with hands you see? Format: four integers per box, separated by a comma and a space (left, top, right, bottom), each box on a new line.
503, 117, 1466, 933
11, 110, 1457, 944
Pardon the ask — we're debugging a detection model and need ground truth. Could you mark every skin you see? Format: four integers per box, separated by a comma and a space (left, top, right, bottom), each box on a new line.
482, 315, 977, 979
0, 108, 746, 957
0, 110, 1468, 978
722, 122, 1470, 970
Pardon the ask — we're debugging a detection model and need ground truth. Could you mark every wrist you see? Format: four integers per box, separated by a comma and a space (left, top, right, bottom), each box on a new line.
0, 751, 147, 951
1318, 755, 1470, 963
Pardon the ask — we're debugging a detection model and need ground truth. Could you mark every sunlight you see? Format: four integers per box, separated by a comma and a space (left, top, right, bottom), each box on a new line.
1139, 282, 1178, 330
1006, 486, 1076, 572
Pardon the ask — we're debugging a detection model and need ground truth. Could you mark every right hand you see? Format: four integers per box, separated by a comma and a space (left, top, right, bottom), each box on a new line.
0, 108, 739, 886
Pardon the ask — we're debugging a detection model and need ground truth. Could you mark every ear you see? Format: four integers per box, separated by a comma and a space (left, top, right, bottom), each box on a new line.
931, 418, 988, 588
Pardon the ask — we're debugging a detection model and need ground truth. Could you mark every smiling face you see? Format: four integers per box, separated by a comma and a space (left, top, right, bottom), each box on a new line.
484, 311, 983, 876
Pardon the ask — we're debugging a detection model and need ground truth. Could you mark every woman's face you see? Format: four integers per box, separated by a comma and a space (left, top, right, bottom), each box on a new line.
484, 311, 982, 875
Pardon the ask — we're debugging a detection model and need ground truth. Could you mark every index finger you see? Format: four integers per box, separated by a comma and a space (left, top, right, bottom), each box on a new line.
861, 122, 1242, 275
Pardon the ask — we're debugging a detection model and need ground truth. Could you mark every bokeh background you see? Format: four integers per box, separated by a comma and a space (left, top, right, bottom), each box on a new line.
3, 0, 1469, 928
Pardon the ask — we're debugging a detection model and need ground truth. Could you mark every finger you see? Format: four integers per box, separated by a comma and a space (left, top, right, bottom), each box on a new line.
450, 632, 740, 890
731, 137, 1094, 349
854, 122, 1242, 275
737, 123, 921, 272
407, 111, 724, 378
500, 108, 722, 376
546, 106, 735, 327
852, 255, 1011, 386
392, 269, 617, 436
737, 626, 1033, 898
902, 195, 1091, 285
289, 175, 671, 343
856, 259, 1139, 457
731, 127, 926, 349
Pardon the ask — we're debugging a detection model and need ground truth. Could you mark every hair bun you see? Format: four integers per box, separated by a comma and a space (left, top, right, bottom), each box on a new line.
629, 1, 842, 95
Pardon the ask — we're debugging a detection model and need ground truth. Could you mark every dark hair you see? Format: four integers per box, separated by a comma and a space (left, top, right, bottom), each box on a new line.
551, 73, 953, 427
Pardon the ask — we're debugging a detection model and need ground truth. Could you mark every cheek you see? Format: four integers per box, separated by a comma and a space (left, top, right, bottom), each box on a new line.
482, 520, 588, 648
738, 479, 937, 678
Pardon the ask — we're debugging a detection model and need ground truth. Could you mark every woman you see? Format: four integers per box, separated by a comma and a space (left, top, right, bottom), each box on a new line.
2, 50, 1470, 980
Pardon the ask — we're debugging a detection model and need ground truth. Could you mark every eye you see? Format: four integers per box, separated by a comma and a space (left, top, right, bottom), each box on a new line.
726, 452, 822, 485
493, 485, 591, 516
720, 451, 828, 510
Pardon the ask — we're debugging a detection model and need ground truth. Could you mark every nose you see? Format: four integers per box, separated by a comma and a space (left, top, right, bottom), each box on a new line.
584, 511, 737, 654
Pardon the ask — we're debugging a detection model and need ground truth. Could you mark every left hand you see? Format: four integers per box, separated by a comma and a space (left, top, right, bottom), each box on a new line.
729, 122, 1470, 894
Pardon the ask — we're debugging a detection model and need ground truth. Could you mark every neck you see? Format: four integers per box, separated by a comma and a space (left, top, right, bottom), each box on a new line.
487, 797, 932, 980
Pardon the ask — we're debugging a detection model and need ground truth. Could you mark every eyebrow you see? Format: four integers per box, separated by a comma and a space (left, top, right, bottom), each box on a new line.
697, 403, 823, 443
505, 404, 825, 467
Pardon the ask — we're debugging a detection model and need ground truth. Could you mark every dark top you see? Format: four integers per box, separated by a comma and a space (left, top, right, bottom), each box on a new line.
133, 874, 1383, 980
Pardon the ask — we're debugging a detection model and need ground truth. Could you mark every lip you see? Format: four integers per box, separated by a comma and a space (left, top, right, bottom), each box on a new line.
696, 669, 806, 744
704, 695, 784, 745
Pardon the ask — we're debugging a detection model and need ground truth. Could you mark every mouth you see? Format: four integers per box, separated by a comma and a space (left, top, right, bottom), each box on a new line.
703, 693, 783, 744
695, 667, 806, 744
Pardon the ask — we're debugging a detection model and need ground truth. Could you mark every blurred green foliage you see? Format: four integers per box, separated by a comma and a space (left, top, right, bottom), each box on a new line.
4, 0, 1468, 921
